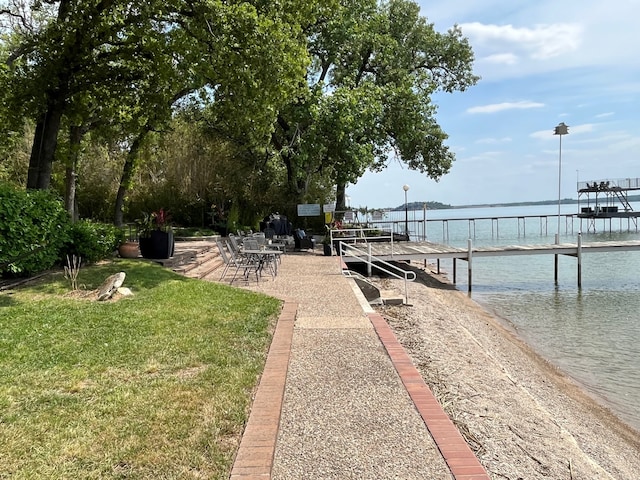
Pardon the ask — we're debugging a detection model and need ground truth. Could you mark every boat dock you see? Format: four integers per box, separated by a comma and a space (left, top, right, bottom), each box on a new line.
338, 237, 640, 292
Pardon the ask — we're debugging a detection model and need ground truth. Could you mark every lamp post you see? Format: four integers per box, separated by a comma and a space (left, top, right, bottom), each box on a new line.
554, 122, 569, 241
403, 184, 410, 239
553, 122, 569, 285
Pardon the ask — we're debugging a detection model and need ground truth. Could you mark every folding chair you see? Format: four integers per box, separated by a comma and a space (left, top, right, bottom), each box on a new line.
216, 240, 259, 284
228, 234, 242, 253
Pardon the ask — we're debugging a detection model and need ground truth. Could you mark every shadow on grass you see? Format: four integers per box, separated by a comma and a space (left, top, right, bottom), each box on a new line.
87, 259, 190, 291
0, 292, 19, 307
5, 258, 189, 297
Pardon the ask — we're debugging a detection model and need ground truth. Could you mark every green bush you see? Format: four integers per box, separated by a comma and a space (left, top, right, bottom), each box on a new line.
0, 184, 71, 277
63, 220, 124, 264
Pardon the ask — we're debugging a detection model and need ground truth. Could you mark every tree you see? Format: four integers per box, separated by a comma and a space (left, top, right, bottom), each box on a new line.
271, 0, 479, 210
1, 0, 312, 203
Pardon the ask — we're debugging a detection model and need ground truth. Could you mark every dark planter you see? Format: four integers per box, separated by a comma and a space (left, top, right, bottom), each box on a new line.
323, 243, 332, 256
139, 231, 174, 259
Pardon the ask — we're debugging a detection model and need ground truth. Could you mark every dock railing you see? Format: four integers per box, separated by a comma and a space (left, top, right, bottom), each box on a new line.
328, 226, 395, 245
337, 240, 416, 305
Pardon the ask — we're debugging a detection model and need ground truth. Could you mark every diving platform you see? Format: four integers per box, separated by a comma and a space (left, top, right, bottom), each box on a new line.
577, 178, 640, 232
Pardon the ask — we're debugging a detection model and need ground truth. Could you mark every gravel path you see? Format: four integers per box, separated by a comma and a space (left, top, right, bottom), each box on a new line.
245, 253, 451, 479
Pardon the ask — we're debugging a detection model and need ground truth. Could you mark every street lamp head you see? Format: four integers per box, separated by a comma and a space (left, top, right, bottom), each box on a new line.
402, 184, 410, 192
554, 122, 569, 135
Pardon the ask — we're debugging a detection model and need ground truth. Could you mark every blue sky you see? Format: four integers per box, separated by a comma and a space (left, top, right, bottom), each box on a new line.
346, 0, 640, 208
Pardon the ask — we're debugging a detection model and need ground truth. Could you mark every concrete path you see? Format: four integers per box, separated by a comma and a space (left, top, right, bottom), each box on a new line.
169, 243, 490, 479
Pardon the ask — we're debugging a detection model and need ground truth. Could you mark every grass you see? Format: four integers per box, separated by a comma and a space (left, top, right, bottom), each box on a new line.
0, 259, 281, 479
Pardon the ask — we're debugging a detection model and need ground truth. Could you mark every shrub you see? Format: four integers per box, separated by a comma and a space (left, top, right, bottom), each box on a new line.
0, 183, 71, 276
64, 220, 124, 264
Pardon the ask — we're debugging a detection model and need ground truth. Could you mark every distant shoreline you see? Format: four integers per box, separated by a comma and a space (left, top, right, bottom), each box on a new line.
389, 194, 640, 212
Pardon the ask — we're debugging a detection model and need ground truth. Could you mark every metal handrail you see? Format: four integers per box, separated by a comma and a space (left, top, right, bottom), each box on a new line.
337, 240, 416, 305
328, 227, 396, 251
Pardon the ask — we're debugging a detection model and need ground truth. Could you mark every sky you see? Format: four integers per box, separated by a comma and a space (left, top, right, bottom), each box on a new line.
346, 0, 640, 209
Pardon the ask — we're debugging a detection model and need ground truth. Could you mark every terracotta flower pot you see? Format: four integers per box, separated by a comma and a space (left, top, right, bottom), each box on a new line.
118, 241, 140, 258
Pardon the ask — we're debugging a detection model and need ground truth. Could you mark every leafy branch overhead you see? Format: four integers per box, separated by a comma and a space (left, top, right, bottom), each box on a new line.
0, 0, 478, 225
270, 0, 478, 210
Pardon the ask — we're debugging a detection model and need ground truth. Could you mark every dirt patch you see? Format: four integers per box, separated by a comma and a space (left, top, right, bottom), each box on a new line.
376, 264, 640, 479
63, 288, 100, 300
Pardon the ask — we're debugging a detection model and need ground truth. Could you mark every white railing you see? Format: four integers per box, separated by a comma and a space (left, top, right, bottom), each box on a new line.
328, 226, 394, 244
337, 240, 416, 305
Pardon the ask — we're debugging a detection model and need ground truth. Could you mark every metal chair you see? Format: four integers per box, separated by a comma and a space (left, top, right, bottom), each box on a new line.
216, 240, 259, 284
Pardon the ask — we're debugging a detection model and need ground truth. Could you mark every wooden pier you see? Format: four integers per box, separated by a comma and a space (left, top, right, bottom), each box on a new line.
338, 236, 640, 292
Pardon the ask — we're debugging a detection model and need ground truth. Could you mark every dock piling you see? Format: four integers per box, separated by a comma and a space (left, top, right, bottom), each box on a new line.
577, 233, 582, 288
467, 239, 473, 292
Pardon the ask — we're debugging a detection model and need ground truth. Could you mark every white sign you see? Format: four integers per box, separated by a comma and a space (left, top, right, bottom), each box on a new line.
323, 203, 336, 213
297, 203, 321, 217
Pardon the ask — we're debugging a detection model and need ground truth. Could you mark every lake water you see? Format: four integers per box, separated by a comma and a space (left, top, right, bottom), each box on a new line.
377, 204, 640, 431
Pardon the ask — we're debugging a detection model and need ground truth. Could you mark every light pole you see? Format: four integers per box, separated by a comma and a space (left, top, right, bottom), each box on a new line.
554, 122, 569, 241
403, 184, 410, 239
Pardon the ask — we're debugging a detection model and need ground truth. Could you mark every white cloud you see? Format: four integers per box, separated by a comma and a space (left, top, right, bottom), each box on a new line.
349, 2, 640, 207
459, 22, 583, 60
484, 53, 519, 65
476, 137, 513, 144
467, 101, 544, 114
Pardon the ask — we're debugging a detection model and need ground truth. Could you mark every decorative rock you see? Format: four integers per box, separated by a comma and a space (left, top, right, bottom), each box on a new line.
117, 287, 133, 297
97, 272, 126, 301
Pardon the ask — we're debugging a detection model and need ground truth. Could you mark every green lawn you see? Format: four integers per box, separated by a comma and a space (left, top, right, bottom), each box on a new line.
0, 260, 281, 479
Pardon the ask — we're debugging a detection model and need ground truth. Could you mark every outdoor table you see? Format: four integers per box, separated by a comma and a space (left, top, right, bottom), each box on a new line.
242, 249, 283, 277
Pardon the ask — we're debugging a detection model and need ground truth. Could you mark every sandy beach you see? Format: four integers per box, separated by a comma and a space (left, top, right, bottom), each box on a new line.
377, 263, 640, 479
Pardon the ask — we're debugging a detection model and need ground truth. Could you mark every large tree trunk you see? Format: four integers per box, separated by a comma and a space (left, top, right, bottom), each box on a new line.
26, 102, 65, 189
114, 132, 147, 227
64, 165, 77, 220
335, 180, 347, 213
65, 125, 84, 221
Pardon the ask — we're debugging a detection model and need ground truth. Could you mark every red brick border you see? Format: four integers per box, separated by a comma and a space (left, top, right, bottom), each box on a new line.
230, 301, 297, 479
368, 312, 491, 480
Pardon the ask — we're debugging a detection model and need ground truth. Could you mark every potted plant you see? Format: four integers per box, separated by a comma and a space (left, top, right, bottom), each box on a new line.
118, 238, 140, 258
116, 224, 140, 258
136, 209, 174, 259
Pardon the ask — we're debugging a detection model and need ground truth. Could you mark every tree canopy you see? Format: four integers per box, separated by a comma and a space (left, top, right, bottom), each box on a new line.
0, 0, 478, 228
269, 0, 478, 211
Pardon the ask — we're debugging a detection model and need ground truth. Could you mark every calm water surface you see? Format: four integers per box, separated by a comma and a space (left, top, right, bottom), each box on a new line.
384, 204, 640, 431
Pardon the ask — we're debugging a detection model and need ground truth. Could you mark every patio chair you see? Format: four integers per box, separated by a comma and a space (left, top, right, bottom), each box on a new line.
228, 234, 242, 253
216, 240, 259, 284
242, 237, 260, 251
253, 232, 267, 247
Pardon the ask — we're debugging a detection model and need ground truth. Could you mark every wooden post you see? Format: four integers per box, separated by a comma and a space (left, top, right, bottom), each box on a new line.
577, 232, 582, 288
453, 258, 457, 284
436, 258, 440, 274
467, 239, 473, 293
